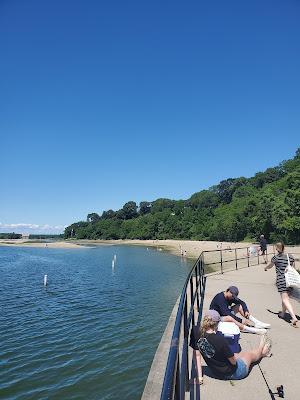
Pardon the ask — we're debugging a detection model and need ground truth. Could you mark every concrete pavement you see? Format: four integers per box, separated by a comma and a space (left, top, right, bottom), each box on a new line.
196, 263, 300, 400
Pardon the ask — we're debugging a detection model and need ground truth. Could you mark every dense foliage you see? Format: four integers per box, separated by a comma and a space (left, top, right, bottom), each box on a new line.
28, 234, 63, 239
65, 149, 300, 244
0, 233, 22, 239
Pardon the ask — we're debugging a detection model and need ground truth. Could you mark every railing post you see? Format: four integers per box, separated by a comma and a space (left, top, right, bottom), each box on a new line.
183, 299, 189, 394
175, 353, 180, 400
195, 261, 200, 311
235, 248, 238, 270
190, 277, 195, 326
220, 249, 223, 274
247, 247, 250, 267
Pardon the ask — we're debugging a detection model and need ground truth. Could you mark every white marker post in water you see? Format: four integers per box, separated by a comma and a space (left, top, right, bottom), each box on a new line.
44, 274, 48, 286
112, 259, 115, 270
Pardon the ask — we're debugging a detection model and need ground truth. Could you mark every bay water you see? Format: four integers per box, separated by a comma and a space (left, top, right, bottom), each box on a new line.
0, 245, 192, 400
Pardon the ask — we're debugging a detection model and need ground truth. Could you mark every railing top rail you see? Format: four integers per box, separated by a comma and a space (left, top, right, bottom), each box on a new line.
200, 246, 249, 254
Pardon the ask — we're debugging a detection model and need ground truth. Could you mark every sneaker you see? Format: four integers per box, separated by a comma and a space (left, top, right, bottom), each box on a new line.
255, 322, 271, 329
256, 328, 267, 335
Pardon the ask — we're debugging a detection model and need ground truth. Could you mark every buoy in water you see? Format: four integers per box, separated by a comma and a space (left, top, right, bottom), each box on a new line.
44, 274, 48, 286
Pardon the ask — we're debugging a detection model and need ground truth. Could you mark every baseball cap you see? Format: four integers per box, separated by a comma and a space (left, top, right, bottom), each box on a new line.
227, 286, 239, 299
205, 309, 221, 322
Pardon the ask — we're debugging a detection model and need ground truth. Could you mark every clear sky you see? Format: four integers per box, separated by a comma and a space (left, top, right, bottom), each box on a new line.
1, 0, 300, 234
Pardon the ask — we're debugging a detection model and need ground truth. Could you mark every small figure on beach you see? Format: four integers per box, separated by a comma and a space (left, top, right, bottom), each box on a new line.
184, 250, 187, 257
189, 310, 272, 383
209, 286, 271, 334
264, 242, 298, 328
179, 244, 183, 256
259, 234, 268, 264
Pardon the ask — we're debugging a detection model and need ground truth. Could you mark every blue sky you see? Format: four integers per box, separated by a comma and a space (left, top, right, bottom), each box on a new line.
1, 0, 299, 234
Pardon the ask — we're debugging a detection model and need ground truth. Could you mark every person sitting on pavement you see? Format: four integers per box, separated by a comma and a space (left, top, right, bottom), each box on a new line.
190, 310, 272, 382
210, 286, 270, 334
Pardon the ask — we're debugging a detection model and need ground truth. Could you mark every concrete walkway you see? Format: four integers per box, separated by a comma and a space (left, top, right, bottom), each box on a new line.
196, 263, 300, 400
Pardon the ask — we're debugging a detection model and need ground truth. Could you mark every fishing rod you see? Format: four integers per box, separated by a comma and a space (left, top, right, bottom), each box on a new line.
258, 364, 284, 399
246, 338, 284, 399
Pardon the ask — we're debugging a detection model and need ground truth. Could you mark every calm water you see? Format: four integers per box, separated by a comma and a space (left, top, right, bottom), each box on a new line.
0, 245, 192, 400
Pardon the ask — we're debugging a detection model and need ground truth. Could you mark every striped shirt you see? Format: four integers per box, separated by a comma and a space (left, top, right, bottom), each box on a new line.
271, 252, 295, 292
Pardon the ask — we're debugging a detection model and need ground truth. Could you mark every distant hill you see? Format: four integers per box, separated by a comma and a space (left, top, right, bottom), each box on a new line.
65, 149, 300, 244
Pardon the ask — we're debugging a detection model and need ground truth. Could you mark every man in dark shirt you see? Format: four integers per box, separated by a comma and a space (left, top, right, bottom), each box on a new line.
210, 286, 270, 333
259, 234, 268, 263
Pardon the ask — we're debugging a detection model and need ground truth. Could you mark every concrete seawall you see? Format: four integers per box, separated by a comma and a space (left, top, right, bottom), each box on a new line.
141, 299, 180, 400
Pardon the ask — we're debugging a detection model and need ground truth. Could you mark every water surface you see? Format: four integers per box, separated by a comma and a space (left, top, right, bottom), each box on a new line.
0, 245, 192, 399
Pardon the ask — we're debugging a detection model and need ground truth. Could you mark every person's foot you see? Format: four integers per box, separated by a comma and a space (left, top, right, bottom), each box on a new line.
262, 341, 272, 357
291, 319, 298, 328
255, 328, 267, 335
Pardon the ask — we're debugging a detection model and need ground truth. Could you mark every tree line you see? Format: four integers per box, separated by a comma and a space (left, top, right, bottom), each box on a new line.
64, 149, 300, 244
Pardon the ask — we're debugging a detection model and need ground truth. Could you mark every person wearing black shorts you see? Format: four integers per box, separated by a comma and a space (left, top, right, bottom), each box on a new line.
259, 234, 268, 264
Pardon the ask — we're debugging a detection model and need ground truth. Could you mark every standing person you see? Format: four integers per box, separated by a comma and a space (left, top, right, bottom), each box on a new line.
210, 286, 270, 334
259, 234, 268, 264
264, 242, 298, 327
189, 310, 272, 382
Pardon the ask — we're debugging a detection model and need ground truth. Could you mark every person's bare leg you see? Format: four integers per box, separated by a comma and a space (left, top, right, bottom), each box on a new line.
231, 304, 269, 328
263, 252, 267, 264
231, 304, 252, 325
237, 336, 271, 369
279, 301, 287, 318
231, 304, 246, 317
221, 315, 266, 334
281, 292, 298, 325
221, 315, 244, 330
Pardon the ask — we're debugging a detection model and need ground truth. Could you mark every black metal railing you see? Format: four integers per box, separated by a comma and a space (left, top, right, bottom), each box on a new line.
202, 245, 275, 274
160, 245, 290, 400
160, 251, 206, 400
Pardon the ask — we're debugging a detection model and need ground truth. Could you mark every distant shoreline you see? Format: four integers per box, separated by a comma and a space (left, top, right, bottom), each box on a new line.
0, 238, 260, 259
1, 238, 299, 261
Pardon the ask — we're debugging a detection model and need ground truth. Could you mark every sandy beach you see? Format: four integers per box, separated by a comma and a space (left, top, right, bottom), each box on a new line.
0, 239, 85, 249
1, 238, 300, 261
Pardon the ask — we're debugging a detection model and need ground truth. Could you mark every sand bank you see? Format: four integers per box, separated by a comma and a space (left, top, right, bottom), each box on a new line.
70, 239, 272, 259
2, 239, 299, 260
0, 239, 86, 249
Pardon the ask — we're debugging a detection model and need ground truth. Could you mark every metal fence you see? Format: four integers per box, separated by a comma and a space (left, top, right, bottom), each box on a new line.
202, 245, 276, 274
160, 252, 206, 400
159, 245, 296, 400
